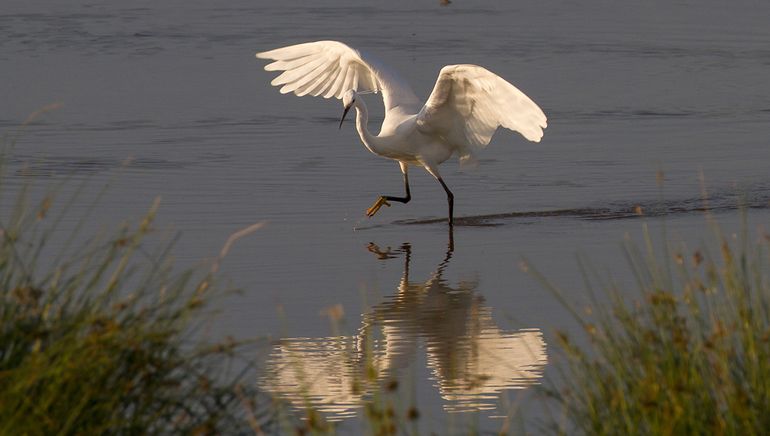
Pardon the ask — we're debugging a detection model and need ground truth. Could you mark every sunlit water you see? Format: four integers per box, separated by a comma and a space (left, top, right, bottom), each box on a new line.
3, 0, 770, 432
261, 243, 547, 420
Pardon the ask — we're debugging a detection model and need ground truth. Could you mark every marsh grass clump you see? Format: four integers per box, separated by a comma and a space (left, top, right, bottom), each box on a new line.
0, 200, 269, 434
533, 220, 770, 435
0, 129, 269, 433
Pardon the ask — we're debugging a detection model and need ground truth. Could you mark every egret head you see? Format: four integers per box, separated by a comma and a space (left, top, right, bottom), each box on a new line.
339, 90, 357, 129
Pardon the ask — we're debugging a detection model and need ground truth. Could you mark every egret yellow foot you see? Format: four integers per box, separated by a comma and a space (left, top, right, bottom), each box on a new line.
366, 196, 391, 217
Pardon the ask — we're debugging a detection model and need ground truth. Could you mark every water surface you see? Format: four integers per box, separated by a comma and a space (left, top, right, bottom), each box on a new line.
3, 0, 770, 432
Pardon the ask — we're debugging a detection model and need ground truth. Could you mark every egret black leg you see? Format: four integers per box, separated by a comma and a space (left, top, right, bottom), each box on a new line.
384, 171, 411, 204
436, 176, 454, 226
366, 166, 412, 218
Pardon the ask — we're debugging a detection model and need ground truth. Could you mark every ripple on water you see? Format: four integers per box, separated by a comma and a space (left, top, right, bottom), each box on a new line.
391, 183, 770, 227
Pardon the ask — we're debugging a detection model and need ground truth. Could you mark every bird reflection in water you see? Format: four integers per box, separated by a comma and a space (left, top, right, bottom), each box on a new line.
260, 237, 547, 420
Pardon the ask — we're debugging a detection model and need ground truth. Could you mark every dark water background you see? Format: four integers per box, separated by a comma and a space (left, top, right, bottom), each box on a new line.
3, 0, 770, 432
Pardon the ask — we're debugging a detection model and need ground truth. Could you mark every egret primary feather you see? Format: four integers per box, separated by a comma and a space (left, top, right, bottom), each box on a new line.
256, 40, 547, 226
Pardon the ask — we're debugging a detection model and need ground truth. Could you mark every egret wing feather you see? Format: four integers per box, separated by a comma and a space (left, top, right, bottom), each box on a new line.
416, 65, 547, 161
257, 40, 421, 112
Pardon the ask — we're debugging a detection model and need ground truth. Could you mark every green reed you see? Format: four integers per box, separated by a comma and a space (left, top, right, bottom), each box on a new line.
0, 119, 269, 434
530, 215, 770, 435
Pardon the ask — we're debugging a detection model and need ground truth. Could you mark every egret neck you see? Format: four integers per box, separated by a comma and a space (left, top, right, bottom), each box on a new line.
350, 98, 382, 157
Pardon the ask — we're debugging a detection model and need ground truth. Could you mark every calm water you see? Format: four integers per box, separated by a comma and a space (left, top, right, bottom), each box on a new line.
3, 0, 770, 432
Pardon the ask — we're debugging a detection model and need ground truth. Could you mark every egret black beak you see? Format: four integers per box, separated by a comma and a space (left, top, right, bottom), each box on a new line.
339, 105, 352, 129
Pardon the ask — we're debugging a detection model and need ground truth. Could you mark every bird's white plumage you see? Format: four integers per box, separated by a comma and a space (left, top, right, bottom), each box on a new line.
256, 40, 420, 112
256, 40, 548, 225
416, 64, 547, 162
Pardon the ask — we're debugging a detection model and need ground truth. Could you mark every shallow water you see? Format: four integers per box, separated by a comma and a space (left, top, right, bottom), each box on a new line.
3, 0, 770, 432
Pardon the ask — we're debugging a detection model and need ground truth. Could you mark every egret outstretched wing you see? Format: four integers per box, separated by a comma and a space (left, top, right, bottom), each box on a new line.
416, 65, 547, 160
257, 40, 420, 112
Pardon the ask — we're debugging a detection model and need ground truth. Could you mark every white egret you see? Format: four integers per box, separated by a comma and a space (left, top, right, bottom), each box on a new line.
256, 40, 547, 226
